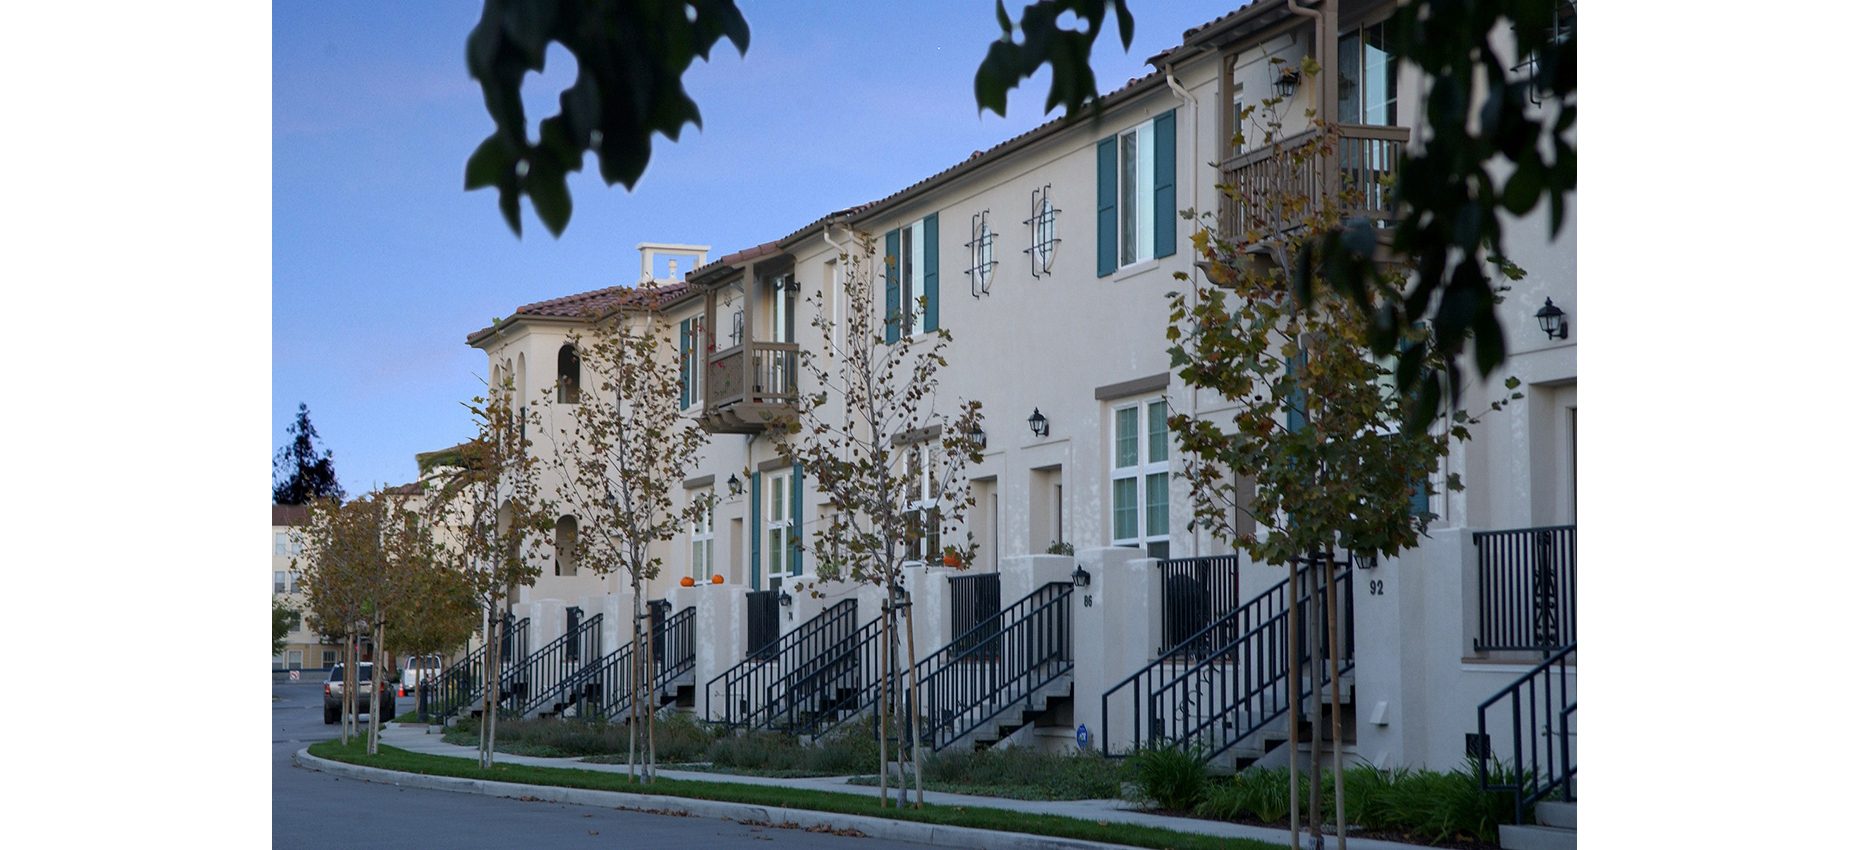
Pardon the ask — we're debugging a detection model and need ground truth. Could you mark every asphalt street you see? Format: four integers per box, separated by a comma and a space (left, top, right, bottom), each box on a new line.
272, 677, 937, 849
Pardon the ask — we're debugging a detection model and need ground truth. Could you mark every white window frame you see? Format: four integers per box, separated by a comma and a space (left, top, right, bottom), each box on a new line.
288, 570, 301, 593
274, 532, 288, 556
690, 489, 715, 583
1117, 119, 1157, 268
274, 571, 286, 594
903, 442, 941, 565
321, 649, 338, 668
682, 314, 704, 408
286, 649, 303, 669
896, 218, 927, 338
765, 472, 793, 587
1110, 397, 1172, 558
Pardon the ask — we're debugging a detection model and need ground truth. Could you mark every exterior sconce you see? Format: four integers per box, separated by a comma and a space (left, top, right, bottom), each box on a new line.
1535, 298, 1569, 340
776, 275, 800, 293
659, 598, 674, 614
1070, 563, 1092, 588
727, 474, 743, 497
1028, 408, 1049, 438
777, 589, 793, 607
968, 425, 988, 450
1272, 62, 1301, 99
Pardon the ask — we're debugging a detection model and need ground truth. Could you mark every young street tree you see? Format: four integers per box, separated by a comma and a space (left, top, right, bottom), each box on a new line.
274, 403, 346, 505
384, 501, 481, 719
426, 385, 551, 769
538, 283, 711, 784
295, 496, 375, 746
772, 234, 984, 808
1166, 116, 1516, 849
272, 598, 300, 656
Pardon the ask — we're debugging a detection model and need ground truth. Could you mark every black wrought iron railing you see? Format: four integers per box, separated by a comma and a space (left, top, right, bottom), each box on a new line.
785, 614, 896, 740
566, 606, 698, 720
1476, 642, 1576, 824
913, 581, 1074, 751
1474, 525, 1576, 652
705, 598, 857, 728
745, 589, 780, 657
949, 572, 1001, 659
422, 616, 529, 722
1100, 562, 1353, 761
1159, 555, 1240, 654
513, 613, 604, 716
499, 612, 602, 716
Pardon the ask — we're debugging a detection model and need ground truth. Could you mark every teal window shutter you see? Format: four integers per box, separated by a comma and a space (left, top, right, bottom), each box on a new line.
1285, 352, 1307, 433
678, 318, 692, 410
790, 463, 804, 576
1153, 109, 1177, 259
922, 214, 939, 332
750, 471, 762, 589
884, 229, 901, 344
1096, 136, 1118, 276
1411, 475, 1430, 517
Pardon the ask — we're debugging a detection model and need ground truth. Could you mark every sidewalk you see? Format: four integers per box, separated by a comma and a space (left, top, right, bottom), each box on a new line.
351, 722, 1432, 850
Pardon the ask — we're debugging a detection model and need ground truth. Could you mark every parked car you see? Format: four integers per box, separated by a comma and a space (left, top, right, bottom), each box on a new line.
324, 662, 396, 724
400, 655, 443, 692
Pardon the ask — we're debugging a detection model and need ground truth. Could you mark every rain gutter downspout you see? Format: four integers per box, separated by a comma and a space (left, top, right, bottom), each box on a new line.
1164, 64, 1205, 559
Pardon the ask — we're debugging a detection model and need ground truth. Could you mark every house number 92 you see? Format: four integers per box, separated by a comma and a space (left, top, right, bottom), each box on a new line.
1368, 580, 1385, 596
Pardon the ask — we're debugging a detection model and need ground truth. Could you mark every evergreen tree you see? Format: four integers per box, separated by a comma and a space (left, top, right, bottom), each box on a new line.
274, 403, 346, 505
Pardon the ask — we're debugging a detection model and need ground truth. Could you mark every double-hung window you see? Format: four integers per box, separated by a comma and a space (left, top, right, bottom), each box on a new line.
690, 489, 714, 583
1110, 399, 1172, 559
765, 472, 793, 588
883, 214, 940, 342
903, 443, 941, 565
1096, 110, 1177, 276
274, 532, 288, 556
274, 571, 286, 594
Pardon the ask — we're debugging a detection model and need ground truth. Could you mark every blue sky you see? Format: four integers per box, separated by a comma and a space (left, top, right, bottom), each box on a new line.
273, 1, 1234, 494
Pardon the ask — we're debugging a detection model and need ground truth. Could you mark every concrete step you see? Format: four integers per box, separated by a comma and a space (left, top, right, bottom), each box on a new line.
1498, 823, 1575, 850
1535, 800, 1575, 830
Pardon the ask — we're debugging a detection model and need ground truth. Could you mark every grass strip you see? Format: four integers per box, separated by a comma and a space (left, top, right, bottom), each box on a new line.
307, 739, 1281, 850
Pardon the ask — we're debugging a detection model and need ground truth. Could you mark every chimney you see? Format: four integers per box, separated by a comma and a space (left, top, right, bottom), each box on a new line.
637, 242, 711, 284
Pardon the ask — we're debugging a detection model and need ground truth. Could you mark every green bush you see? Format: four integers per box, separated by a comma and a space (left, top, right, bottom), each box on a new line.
921, 748, 1128, 800
704, 716, 881, 776
440, 713, 717, 760
1193, 762, 1523, 845
1125, 745, 1209, 812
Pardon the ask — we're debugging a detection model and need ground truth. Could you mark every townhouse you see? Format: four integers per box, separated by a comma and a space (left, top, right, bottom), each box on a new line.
431, 0, 1575, 815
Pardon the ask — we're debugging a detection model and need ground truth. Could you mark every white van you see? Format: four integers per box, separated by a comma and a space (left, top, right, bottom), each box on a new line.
400, 655, 443, 691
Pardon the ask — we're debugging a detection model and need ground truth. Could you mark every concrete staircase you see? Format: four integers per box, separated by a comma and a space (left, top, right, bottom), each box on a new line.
1500, 800, 1575, 850
960, 672, 1073, 748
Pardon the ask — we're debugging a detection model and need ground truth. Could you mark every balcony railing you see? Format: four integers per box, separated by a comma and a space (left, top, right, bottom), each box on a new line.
1221, 123, 1409, 240
707, 341, 799, 410
1473, 525, 1577, 652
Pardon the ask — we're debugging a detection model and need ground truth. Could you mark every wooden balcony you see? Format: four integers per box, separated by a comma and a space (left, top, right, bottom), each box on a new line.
700, 340, 798, 434
1220, 123, 1410, 247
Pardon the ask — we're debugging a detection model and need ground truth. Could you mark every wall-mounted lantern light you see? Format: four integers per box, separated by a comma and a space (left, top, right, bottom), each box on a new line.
1272, 61, 1301, 99
1070, 563, 1092, 588
1028, 408, 1049, 438
1535, 297, 1569, 340
967, 425, 988, 450
727, 474, 744, 497
777, 589, 793, 607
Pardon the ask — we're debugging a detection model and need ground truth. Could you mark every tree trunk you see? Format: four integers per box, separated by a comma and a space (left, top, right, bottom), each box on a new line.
644, 598, 657, 784
1308, 559, 1325, 850
877, 595, 890, 808
482, 612, 499, 769
629, 584, 641, 782
1286, 560, 1301, 850
1324, 551, 1347, 850
368, 621, 384, 756
904, 598, 924, 808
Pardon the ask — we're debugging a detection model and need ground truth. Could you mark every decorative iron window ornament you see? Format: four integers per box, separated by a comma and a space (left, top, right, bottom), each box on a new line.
966, 210, 996, 297
1023, 185, 1060, 277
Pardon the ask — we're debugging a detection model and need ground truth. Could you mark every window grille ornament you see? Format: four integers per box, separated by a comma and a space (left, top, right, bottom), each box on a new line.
965, 210, 996, 296
1023, 185, 1060, 277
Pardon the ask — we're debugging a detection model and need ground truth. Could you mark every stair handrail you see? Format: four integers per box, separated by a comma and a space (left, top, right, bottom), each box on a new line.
499, 612, 603, 715
913, 580, 1074, 751
704, 598, 858, 728
1476, 641, 1576, 825
422, 616, 529, 722
569, 606, 698, 720
786, 614, 896, 740
1100, 564, 1353, 762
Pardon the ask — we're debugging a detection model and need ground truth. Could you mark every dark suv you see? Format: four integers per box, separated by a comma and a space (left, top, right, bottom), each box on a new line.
324, 663, 396, 724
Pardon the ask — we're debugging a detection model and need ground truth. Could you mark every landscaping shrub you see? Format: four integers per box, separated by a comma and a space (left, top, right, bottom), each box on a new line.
704, 716, 880, 776
440, 713, 717, 761
1193, 762, 1523, 846
921, 747, 1128, 800
1125, 744, 1209, 812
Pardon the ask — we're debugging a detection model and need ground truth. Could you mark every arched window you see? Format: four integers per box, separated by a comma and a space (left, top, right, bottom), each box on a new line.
557, 344, 581, 404
555, 515, 578, 576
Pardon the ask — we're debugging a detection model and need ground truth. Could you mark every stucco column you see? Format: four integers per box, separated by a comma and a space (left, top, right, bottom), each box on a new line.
689, 582, 747, 720
1072, 548, 1159, 752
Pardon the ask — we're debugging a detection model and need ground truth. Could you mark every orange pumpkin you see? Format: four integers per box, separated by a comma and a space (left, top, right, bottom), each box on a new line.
680, 576, 695, 587
711, 574, 725, 584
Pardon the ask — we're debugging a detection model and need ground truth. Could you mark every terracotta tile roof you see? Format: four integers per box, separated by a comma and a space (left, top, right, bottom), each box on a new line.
380, 481, 423, 496
468, 281, 696, 344
272, 503, 312, 527
686, 240, 788, 282
1145, 0, 1287, 67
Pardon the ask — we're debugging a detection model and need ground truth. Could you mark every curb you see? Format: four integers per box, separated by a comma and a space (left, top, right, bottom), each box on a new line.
293, 748, 1175, 850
